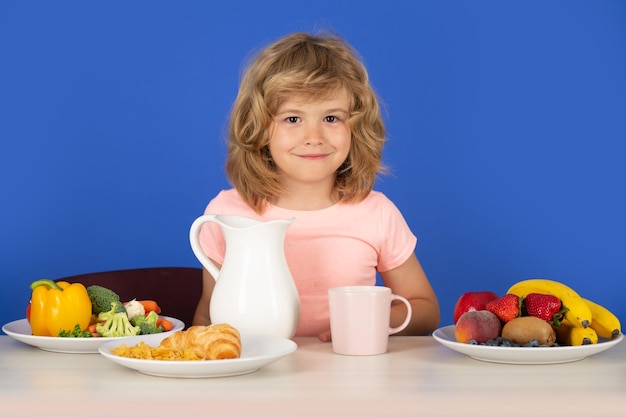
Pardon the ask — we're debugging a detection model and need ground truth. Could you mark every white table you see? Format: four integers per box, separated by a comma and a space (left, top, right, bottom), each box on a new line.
1, 335, 624, 417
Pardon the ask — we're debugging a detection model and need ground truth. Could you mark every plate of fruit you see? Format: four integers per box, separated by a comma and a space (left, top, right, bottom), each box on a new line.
2, 279, 184, 353
433, 278, 623, 364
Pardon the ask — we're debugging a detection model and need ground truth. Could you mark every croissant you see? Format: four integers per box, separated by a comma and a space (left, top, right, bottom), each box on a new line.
160, 323, 242, 360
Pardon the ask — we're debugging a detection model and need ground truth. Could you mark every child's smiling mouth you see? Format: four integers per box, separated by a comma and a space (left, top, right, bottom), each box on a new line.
297, 153, 330, 160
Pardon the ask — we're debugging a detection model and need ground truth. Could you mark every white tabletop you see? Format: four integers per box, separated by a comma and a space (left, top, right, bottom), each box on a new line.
1, 335, 625, 417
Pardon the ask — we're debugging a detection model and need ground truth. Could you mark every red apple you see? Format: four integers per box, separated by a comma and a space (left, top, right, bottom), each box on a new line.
453, 291, 499, 324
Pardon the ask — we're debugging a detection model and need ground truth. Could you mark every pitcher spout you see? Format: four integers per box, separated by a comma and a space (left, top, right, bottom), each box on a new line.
210, 215, 295, 230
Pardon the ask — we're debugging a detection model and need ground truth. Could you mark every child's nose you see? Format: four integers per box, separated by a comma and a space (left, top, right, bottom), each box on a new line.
304, 123, 324, 145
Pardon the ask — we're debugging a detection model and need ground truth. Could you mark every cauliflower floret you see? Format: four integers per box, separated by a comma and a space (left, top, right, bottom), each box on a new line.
123, 299, 146, 320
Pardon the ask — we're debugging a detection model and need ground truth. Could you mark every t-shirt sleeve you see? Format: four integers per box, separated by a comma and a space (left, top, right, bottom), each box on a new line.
376, 195, 417, 272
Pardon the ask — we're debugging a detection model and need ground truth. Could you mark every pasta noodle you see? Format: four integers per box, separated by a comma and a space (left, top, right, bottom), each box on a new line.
111, 342, 201, 361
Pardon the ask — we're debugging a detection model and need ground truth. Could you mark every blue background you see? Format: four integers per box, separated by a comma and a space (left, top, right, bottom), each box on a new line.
2, 1, 625, 332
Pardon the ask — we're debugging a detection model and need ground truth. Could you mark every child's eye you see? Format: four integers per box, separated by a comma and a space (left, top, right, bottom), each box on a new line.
285, 116, 300, 123
325, 115, 339, 122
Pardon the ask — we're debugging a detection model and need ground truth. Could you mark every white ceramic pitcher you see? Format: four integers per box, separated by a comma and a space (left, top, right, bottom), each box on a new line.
189, 214, 300, 339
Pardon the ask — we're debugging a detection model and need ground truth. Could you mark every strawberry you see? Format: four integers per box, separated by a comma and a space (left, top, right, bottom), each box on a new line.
523, 293, 567, 326
485, 294, 521, 323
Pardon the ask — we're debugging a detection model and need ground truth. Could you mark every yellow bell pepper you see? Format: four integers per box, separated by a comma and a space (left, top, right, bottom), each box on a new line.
29, 279, 92, 336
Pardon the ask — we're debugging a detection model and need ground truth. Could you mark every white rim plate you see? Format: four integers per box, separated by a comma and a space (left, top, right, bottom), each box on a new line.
2, 317, 185, 354
99, 332, 297, 378
433, 324, 623, 364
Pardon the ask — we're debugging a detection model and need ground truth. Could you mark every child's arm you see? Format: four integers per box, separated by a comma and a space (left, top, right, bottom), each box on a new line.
192, 267, 217, 326
381, 253, 441, 336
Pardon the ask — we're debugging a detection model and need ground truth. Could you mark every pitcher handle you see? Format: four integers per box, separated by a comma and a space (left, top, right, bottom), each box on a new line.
189, 214, 222, 280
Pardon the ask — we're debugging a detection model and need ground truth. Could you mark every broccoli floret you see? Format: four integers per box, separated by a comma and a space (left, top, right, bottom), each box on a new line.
87, 285, 126, 315
96, 301, 139, 337
130, 311, 163, 335
59, 324, 93, 338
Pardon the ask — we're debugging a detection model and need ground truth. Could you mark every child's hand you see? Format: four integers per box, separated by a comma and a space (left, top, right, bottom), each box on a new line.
318, 329, 332, 342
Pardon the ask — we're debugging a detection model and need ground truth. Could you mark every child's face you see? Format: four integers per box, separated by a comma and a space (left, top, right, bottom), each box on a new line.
269, 89, 351, 193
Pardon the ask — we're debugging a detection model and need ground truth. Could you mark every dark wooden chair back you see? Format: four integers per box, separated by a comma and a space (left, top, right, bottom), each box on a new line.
58, 267, 202, 329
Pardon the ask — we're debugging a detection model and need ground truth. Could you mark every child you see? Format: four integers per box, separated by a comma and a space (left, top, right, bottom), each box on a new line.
192, 32, 440, 340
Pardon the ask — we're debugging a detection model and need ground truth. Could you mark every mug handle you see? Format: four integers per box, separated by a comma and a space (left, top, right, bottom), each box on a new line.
389, 294, 412, 335
189, 214, 222, 280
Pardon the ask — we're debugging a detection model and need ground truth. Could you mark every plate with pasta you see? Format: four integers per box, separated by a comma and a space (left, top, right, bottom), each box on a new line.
98, 326, 297, 378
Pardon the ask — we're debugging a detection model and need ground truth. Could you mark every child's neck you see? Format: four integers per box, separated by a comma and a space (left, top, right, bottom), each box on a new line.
274, 185, 338, 211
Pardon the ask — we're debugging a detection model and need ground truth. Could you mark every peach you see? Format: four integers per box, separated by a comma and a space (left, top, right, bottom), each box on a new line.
455, 310, 501, 344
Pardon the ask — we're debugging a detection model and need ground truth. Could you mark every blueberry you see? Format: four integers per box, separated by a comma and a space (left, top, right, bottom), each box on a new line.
522, 339, 540, 347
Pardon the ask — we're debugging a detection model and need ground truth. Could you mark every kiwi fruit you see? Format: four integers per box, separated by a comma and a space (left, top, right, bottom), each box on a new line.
501, 316, 556, 346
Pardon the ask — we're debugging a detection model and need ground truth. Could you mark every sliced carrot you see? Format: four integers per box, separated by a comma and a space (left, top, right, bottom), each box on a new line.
138, 300, 161, 315
87, 323, 102, 337
157, 317, 173, 332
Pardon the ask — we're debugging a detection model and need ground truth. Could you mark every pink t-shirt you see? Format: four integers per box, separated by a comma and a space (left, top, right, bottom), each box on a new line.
199, 189, 417, 337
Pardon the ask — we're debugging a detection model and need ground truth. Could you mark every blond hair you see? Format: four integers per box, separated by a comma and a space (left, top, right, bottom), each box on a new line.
226, 32, 386, 213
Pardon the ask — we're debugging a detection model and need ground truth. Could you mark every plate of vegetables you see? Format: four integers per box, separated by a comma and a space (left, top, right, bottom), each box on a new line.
2, 279, 184, 353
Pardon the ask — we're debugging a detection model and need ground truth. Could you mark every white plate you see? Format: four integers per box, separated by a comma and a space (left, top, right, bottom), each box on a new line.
432, 324, 623, 364
2, 317, 184, 354
98, 331, 297, 378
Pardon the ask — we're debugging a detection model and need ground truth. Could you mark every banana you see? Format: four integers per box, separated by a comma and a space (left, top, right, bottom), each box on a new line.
506, 279, 592, 328
583, 298, 621, 339
554, 319, 598, 346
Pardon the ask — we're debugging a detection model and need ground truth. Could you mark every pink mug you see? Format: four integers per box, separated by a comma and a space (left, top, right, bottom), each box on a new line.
328, 286, 412, 355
